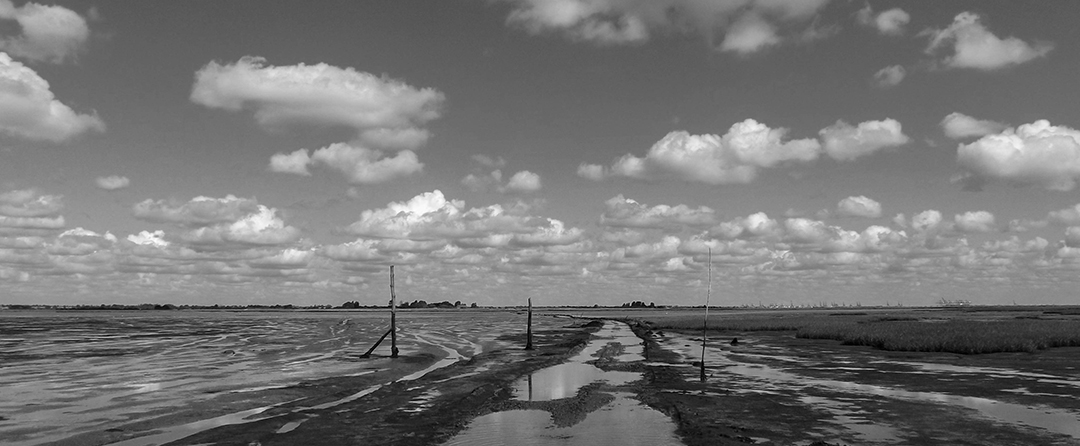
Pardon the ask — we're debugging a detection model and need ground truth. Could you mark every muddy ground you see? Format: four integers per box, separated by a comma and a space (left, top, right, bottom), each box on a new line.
47, 315, 1080, 446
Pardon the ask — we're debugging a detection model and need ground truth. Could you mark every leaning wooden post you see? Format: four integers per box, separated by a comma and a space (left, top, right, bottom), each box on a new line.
390, 265, 399, 358
525, 298, 534, 350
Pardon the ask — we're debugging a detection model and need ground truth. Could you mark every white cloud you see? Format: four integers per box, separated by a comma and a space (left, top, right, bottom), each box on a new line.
577, 163, 606, 181
127, 230, 169, 248
461, 170, 500, 192
0, 0, 90, 63
0, 188, 61, 217
715, 212, 782, 240
500, 170, 542, 193
925, 12, 1052, 71
471, 154, 507, 169
1048, 204, 1080, 226
498, 0, 829, 52
941, 112, 1007, 139
269, 149, 312, 176
95, 175, 130, 191
911, 210, 943, 233
956, 120, 1080, 190
954, 211, 996, 233
720, 12, 779, 55
608, 119, 821, 184
1066, 227, 1080, 248
857, 6, 910, 36
601, 195, 716, 229
819, 118, 909, 161
0, 214, 63, 229
182, 206, 300, 246
873, 65, 905, 88
837, 195, 882, 218
0, 52, 104, 142
133, 195, 260, 227
272, 143, 423, 184
191, 56, 445, 149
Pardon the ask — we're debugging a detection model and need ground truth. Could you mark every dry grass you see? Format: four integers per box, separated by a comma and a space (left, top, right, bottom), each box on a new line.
638, 309, 1080, 354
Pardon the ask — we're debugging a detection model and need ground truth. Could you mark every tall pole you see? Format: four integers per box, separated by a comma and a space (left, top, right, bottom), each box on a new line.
700, 247, 711, 382
525, 298, 534, 350
390, 265, 398, 358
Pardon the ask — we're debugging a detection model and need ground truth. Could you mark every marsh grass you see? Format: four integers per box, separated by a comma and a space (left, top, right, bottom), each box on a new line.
640, 311, 1080, 354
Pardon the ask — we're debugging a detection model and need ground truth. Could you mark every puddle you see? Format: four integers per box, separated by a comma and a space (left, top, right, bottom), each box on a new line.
513, 363, 639, 401
445, 393, 681, 446
448, 321, 683, 445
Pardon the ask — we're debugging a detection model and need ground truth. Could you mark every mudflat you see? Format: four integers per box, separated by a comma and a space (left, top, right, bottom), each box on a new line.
3, 308, 1078, 445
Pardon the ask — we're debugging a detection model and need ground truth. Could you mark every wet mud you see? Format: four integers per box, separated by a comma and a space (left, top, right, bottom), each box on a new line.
627, 318, 1080, 446
6, 310, 1079, 446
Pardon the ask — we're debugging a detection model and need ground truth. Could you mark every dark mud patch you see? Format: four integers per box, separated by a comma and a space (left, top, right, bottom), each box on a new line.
625, 318, 1080, 446
59, 323, 598, 446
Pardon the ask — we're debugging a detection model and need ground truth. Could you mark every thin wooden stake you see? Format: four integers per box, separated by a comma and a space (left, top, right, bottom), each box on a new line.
525, 298, 534, 350
700, 247, 711, 382
390, 265, 399, 358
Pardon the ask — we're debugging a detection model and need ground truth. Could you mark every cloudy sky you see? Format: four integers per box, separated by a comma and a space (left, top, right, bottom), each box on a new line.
2, 0, 1079, 307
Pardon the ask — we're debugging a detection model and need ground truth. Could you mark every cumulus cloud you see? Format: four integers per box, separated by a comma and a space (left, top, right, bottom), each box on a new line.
956, 120, 1080, 190
0, 52, 104, 142
608, 119, 821, 184
191, 56, 445, 150
1066, 227, 1080, 248
941, 112, 1007, 139
911, 210, 943, 233
95, 175, 130, 191
500, 170, 542, 193
720, 12, 780, 54
713, 212, 781, 240
836, 195, 882, 218
270, 143, 422, 184
461, 170, 500, 192
339, 189, 583, 255
0, 188, 61, 217
601, 195, 716, 229
133, 195, 260, 227
819, 118, 909, 161
180, 205, 301, 246
471, 154, 507, 169
497, 0, 830, 53
577, 163, 606, 181
1046, 204, 1080, 226
954, 211, 996, 233
127, 230, 168, 248
873, 65, 905, 88
925, 12, 1052, 71
269, 149, 312, 176
0, 0, 90, 63
131, 200, 301, 249
856, 6, 910, 36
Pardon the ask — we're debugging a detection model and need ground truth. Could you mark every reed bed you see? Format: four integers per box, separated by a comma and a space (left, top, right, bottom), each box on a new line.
640, 311, 1080, 354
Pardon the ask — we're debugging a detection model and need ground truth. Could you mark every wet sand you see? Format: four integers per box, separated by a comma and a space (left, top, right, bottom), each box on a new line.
7, 309, 1079, 446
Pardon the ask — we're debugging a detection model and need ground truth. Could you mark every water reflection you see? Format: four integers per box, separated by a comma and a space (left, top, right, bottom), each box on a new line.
449, 321, 683, 445
513, 362, 639, 401
446, 394, 682, 446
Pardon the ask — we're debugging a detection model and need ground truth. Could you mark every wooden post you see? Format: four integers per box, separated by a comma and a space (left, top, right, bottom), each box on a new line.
525, 298, 534, 350
390, 265, 399, 358
700, 247, 711, 382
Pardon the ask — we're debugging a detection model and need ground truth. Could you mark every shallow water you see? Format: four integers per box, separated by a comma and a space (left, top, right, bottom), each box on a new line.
445, 393, 682, 446
513, 362, 639, 401
449, 321, 683, 445
0, 310, 560, 446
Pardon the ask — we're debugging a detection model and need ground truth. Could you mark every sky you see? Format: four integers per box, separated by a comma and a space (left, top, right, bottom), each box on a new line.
1, 0, 1079, 307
